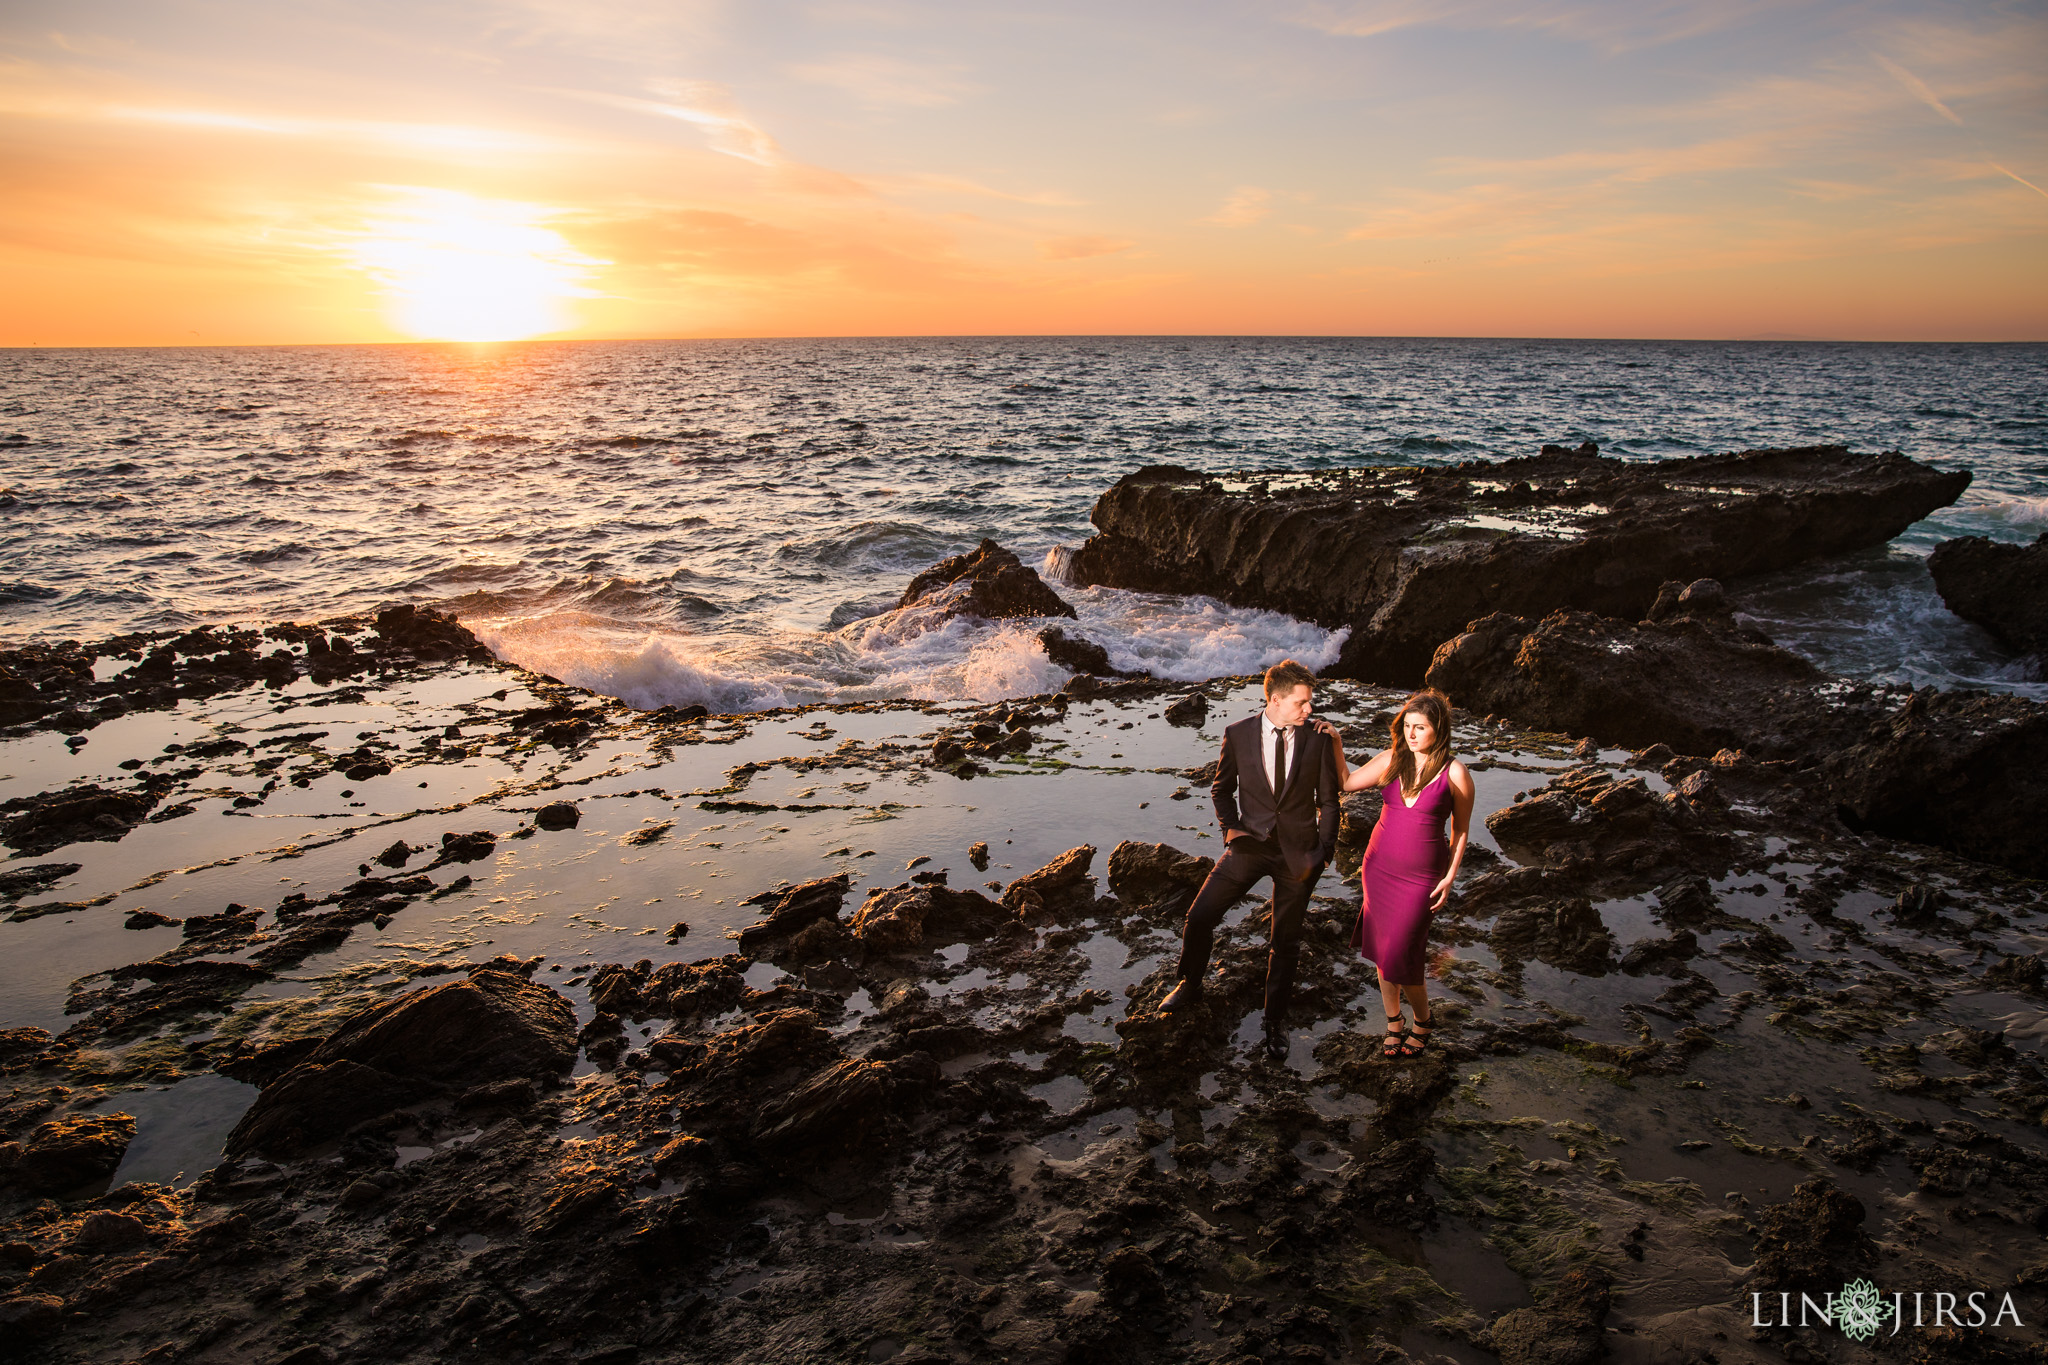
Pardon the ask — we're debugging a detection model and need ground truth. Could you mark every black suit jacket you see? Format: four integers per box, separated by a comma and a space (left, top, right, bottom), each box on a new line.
1211, 715, 1339, 878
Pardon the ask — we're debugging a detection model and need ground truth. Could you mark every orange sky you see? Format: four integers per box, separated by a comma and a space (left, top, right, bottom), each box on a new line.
2, 1, 2044, 345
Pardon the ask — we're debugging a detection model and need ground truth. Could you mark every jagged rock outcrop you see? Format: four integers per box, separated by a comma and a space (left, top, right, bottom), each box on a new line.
226, 968, 576, 1154
1105, 840, 1212, 915
1001, 845, 1098, 921
1424, 599, 1842, 758
737, 873, 852, 949
1066, 446, 1969, 683
0, 607, 493, 736
848, 882, 1003, 951
1928, 532, 2048, 662
1430, 606, 2048, 878
898, 539, 1076, 622
2, 1113, 135, 1194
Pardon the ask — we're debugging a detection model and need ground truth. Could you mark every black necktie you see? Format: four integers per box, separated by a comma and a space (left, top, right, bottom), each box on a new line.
1272, 725, 1286, 793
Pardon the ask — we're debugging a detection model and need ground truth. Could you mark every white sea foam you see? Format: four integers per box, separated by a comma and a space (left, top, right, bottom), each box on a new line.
1974, 496, 2048, 528
463, 586, 1352, 712
1070, 586, 1351, 681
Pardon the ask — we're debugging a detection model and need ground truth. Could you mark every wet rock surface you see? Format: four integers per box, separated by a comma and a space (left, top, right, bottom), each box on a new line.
1929, 532, 2048, 662
0, 629, 2043, 1364
897, 538, 1076, 623
1429, 603, 2048, 877
1067, 446, 1969, 683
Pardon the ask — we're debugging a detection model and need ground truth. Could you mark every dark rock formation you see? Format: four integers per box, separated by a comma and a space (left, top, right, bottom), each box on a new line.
1105, 840, 1212, 916
1431, 607, 2048, 878
371, 603, 495, 662
1038, 626, 1118, 676
897, 539, 1075, 622
1489, 1267, 1614, 1365
227, 968, 575, 1154
1162, 692, 1208, 727
0, 784, 161, 857
1484, 765, 1730, 878
533, 801, 580, 830
848, 882, 1002, 951
1425, 602, 1833, 759
5, 1112, 134, 1193
1487, 897, 1618, 977
1066, 447, 1969, 683
1001, 845, 1098, 921
1821, 687, 2048, 876
749, 1053, 940, 1163
1928, 532, 2048, 661
0, 607, 494, 738
1749, 1179, 1878, 1294
737, 873, 852, 949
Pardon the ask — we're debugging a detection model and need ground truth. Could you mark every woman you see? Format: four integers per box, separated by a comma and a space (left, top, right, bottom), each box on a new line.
1326, 688, 1473, 1058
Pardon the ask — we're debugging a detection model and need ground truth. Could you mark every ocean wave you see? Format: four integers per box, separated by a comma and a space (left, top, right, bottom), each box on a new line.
1069, 587, 1350, 682
467, 616, 795, 712
233, 542, 315, 564
462, 583, 1351, 713
0, 581, 62, 605
1970, 496, 2048, 528
773, 521, 960, 570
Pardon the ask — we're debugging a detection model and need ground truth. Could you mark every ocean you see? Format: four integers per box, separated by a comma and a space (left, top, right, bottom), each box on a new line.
3, 336, 2044, 704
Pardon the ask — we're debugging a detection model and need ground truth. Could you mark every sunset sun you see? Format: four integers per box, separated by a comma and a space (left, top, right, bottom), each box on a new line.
346, 188, 600, 342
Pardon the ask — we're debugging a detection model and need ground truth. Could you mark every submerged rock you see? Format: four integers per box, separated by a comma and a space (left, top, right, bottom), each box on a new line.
1928, 532, 2048, 661
1067, 446, 1968, 683
897, 539, 1076, 622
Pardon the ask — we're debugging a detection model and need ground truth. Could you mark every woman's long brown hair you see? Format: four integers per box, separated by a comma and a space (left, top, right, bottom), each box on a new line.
1389, 688, 1454, 799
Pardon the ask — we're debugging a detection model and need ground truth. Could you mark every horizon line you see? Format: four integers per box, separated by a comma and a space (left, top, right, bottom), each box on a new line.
5, 332, 2046, 351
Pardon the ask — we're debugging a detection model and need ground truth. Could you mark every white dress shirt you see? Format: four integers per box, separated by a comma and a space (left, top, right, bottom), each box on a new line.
1259, 714, 1297, 791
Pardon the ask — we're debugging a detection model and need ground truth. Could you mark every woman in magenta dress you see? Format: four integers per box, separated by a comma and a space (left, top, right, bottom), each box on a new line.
1327, 688, 1473, 1057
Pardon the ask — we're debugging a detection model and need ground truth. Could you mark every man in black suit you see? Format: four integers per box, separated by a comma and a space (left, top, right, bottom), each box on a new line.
1159, 658, 1339, 1058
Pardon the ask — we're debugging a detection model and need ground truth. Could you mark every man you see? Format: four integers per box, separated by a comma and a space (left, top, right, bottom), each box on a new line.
1159, 658, 1339, 1059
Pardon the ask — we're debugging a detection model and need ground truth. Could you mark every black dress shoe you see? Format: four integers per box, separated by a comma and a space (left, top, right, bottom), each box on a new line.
1159, 979, 1203, 1014
1260, 1024, 1288, 1060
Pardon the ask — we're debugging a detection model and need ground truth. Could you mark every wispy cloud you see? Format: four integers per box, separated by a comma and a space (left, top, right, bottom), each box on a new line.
1291, 0, 1794, 53
1991, 163, 2048, 201
563, 79, 785, 165
1874, 54, 1963, 125
788, 53, 973, 107
1204, 186, 1272, 226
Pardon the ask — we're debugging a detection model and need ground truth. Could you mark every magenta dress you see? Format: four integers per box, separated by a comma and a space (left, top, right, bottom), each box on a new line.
1352, 765, 1453, 987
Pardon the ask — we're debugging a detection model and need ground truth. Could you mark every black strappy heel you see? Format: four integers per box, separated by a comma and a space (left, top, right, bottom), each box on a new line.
1398, 1014, 1432, 1057
1381, 1012, 1408, 1057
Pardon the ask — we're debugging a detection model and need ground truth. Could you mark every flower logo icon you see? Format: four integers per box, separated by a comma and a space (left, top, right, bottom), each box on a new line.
1837, 1279, 1886, 1341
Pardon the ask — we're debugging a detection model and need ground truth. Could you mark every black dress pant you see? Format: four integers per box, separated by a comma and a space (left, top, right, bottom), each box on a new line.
1174, 834, 1322, 1020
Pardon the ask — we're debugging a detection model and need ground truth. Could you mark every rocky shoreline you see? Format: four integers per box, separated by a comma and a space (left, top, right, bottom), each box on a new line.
3, 472, 2047, 1364
1065, 445, 1971, 683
